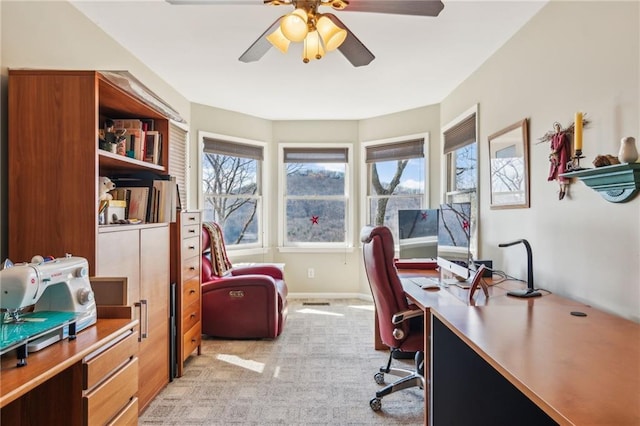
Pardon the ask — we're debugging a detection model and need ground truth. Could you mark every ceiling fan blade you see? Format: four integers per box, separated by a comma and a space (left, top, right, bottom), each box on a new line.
341, 0, 444, 17
325, 14, 374, 67
166, 1, 263, 5
238, 18, 281, 63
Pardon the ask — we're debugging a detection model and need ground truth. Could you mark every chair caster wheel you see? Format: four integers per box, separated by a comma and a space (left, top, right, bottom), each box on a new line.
374, 372, 385, 385
370, 397, 382, 411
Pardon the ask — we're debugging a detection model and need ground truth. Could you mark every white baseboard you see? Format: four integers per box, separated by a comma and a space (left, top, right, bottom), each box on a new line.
287, 292, 372, 302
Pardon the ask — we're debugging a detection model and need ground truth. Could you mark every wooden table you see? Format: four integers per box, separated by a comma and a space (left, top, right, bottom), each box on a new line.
393, 269, 640, 425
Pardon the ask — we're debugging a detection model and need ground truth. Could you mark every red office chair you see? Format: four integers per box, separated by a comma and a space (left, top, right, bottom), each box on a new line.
360, 225, 425, 412
201, 222, 288, 339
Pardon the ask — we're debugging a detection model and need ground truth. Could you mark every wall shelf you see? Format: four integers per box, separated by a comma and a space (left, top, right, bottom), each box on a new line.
561, 163, 640, 202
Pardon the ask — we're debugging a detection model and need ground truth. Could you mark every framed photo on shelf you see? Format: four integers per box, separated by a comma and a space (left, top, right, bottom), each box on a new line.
144, 130, 161, 164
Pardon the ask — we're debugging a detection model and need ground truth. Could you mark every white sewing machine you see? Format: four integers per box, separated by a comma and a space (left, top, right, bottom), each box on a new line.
0, 255, 97, 354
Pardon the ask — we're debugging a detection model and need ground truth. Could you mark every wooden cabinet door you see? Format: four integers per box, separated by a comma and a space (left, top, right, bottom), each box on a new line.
138, 225, 170, 411
97, 229, 141, 305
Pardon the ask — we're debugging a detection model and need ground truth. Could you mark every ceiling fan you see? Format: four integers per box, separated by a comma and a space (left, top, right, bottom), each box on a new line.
167, 0, 445, 67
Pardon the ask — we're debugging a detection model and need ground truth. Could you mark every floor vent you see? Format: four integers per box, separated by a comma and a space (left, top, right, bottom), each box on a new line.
302, 302, 330, 306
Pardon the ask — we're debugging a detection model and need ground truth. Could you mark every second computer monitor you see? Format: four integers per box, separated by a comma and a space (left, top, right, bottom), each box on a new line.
398, 209, 439, 259
437, 202, 472, 279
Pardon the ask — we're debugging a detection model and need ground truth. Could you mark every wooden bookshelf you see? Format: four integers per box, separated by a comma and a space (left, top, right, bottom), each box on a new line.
7, 69, 180, 413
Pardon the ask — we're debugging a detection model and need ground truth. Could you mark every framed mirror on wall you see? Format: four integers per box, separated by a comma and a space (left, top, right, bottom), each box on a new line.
488, 118, 530, 209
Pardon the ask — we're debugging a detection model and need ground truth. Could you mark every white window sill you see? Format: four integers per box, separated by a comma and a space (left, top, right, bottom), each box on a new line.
277, 246, 355, 254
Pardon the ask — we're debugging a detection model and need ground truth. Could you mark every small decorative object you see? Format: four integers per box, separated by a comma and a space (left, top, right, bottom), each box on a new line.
98, 176, 115, 201
618, 136, 638, 163
116, 136, 127, 156
99, 119, 127, 153
98, 176, 116, 225
310, 215, 319, 225
593, 154, 621, 167
538, 113, 590, 200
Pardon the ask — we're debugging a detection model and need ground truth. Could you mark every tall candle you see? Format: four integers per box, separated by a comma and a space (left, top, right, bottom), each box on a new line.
574, 112, 583, 151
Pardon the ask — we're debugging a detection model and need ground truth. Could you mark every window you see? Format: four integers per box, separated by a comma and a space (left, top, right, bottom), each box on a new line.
279, 144, 351, 248
442, 106, 478, 257
362, 134, 429, 242
201, 133, 265, 249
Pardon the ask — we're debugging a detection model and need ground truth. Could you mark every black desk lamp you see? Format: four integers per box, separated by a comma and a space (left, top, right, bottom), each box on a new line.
498, 239, 541, 298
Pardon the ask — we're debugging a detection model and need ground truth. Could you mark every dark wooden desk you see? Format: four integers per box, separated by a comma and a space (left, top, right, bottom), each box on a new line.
395, 269, 640, 425
431, 304, 640, 425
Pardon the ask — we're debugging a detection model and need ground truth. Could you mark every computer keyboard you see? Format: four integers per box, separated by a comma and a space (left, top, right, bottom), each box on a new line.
404, 276, 441, 289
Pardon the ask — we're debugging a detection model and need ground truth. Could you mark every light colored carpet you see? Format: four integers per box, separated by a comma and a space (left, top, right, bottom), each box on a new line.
140, 299, 423, 425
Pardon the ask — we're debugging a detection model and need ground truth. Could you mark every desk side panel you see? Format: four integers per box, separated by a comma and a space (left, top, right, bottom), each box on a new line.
431, 316, 556, 425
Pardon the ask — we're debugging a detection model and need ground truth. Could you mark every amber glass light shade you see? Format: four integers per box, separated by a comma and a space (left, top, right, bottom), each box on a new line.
316, 15, 347, 51
267, 26, 291, 53
280, 8, 308, 42
303, 31, 325, 63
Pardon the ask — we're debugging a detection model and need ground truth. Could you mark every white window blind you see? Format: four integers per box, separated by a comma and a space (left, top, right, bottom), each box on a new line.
365, 138, 424, 163
203, 138, 264, 160
283, 147, 348, 163
443, 114, 476, 154
169, 122, 188, 210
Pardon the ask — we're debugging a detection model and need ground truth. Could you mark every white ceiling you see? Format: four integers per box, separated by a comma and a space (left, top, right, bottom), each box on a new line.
70, 0, 547, 121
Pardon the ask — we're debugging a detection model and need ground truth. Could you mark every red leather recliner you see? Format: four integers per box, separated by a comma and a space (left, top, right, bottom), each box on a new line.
201, 222, 288, 339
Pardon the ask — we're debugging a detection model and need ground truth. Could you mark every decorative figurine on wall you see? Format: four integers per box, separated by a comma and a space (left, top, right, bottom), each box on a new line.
538, 114, 590, 200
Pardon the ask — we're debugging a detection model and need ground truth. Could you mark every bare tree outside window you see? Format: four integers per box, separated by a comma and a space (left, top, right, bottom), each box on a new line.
367, 157, 425, 241
202, 153, 260, 245
371, 160, 409, 225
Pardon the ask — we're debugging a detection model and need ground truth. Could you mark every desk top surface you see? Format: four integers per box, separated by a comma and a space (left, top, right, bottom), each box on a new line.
1, 318, 137, 408
432, 304, 640, 425
399, 269, 640, 425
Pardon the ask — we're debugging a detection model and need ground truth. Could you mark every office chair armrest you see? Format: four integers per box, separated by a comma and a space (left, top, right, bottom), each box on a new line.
392, 308, 424, 325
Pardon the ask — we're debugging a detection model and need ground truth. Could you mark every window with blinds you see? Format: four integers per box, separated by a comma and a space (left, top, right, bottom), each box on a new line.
280, 144, 351, 247
442, 107, 478, 259
443, 112, 477, 196
363, 135, 428, 241
201, 135, 264, 248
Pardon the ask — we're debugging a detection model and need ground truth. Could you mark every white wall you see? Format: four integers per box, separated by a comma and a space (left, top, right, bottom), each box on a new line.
0, 0, 190, 262
2, 1, 638, 319
441, 0, 640, 320
0, 1, 190, 121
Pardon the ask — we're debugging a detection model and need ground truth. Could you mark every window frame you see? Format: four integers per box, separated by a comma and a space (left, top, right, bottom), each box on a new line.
360, 133, 430, 245
441, 104, 479, 259
198, 131, 269, 255
278, 142, 354, 252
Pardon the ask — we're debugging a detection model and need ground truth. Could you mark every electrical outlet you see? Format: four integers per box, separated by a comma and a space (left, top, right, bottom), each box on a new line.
307, 268, 315, 278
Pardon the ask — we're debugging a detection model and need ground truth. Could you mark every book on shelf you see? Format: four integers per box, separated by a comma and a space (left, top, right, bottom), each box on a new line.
111, 119, 146, 161
121, 186, 149, 223
112, 118, 143, 130
144, 131, 161, 164
108, 188, 132, 219
110, 172, 177, 223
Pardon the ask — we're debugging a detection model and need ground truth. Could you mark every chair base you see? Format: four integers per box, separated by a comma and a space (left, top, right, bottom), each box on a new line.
370, 350, 425, 412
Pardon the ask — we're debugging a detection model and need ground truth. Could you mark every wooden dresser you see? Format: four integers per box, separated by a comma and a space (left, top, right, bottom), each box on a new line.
1, 319, 139, 425
170, 211, 202, 377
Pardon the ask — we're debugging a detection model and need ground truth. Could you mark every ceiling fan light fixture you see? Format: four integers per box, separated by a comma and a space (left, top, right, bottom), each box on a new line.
280, 8, 309, 42
316, 15, 346, 51
303, 30, 325, 63
266, 26, 291, 54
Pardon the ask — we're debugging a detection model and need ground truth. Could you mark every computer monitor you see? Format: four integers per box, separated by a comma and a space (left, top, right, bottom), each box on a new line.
398, 209, 438, 259
437, 202, 472, 280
